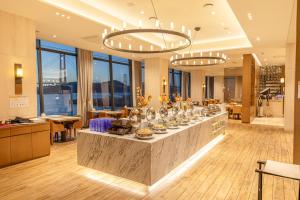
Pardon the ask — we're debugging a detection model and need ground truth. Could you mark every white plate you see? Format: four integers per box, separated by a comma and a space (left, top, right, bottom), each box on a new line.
168, 126, 179, 129
153, 130, 168, 134
135, 135, 154, 140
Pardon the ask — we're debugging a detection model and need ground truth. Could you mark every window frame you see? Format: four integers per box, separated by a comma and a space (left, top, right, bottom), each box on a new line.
36, 39, 78, 115
93, 54, 133, 110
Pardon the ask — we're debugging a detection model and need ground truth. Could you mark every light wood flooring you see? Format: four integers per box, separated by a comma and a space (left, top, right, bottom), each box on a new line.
0, 122, 298, 200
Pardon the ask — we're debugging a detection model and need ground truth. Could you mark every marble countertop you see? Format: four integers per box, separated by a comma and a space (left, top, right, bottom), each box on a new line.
79, 112, 227, 144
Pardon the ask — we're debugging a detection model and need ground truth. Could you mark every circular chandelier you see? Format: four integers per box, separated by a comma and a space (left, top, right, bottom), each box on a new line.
101, 0, 191, 54
170, 27, 227, 67
170, 51, 227, 67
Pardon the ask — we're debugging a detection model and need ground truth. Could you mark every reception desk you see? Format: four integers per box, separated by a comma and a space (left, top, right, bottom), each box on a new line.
77, 112, 227, 186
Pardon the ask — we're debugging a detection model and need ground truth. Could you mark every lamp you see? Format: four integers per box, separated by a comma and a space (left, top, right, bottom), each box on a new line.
14, 64, 23, 95
16, 67, 23, 78
162, 77, 167, 94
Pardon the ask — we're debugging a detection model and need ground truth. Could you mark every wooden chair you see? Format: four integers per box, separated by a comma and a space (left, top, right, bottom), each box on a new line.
69, 120, 83, 139
232, 105, 242, 120
255, 160, 300, 200
50, 121, 66, 145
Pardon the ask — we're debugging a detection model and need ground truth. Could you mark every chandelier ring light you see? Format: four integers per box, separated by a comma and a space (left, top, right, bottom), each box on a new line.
170, 55, 226, 67
170, 27, 227, 67
103, 28, 191, 54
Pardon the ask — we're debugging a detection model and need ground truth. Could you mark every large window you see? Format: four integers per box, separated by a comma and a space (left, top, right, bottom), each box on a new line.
93, 54, 132, 110
205, 76, 214, 99
36, 40, 77, 116
169, 69, 182, 101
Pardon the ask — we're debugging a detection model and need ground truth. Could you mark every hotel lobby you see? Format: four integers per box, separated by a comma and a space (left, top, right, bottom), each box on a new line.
0, 0, 299, 199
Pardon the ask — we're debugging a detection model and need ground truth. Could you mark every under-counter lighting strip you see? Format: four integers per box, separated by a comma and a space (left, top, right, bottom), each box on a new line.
81, 134, 225, 196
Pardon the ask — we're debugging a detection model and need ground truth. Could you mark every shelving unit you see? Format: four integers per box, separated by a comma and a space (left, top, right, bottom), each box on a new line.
259, 65, 284, 96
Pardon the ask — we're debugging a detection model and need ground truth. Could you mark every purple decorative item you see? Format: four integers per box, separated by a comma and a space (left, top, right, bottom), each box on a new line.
89, 118, 115, 132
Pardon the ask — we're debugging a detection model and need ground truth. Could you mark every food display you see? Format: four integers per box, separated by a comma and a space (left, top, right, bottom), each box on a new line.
152, 123, 167, 134
126, 95, 222, 140
135, 128, 154, 139
108, 119, 132, 135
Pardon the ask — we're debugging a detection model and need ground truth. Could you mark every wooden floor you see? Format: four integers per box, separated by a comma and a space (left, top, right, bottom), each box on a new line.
0, 122, 298, 200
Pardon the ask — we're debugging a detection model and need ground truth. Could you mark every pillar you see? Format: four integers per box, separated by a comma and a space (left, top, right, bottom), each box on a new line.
144, 58, 169, 109
191, 70, 205, 104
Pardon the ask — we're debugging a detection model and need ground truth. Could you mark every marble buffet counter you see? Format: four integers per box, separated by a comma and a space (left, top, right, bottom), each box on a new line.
77, 112, 227, 186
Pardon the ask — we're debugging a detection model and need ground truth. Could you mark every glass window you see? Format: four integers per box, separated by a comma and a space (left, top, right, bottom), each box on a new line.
40, 40, 76, 54
93, 60, 111, 110
112, 63, 131, 109
93, 52, 109, 61
92, 53, 132, 110
112, 55, 129, 64
40, 51, 77, 115
205, 76, 214, 99
169, 69, 182, 101
36, 39, 77, 116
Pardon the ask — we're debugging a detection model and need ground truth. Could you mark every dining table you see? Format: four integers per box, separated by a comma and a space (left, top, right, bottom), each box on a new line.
36, 115, 82, 142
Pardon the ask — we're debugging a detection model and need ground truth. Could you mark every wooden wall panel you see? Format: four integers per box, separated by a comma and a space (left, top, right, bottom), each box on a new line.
242, 54, 255, 123
293, 0, 300, 164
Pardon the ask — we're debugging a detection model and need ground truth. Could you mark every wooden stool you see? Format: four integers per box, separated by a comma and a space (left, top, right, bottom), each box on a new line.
255, 160, 300, 200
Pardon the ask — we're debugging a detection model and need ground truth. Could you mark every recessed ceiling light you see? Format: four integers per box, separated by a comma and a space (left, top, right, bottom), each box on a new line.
61, 14, 65, 17
140, 10, 144, 15
211, 11, 216, 15
247, 13, 253, 21
203, 3, 214, 8
52, 35, 57, 38
256, 36, 261, 41
56, 12, 60, 16
66, 16, 71, 19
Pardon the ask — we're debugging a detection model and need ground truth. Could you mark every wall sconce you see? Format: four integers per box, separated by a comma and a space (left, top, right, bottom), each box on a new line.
280, 77, 285, 84
15, 64, 23, 95
162, 77, 167, 94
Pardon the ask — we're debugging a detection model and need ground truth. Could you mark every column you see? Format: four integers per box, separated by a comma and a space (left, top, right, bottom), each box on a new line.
191, 70, 205, 104
144, 58, 169, 109
241, 54, 256, 123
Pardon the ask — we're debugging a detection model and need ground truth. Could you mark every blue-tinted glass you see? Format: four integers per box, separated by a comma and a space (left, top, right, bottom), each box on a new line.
40, 51, 77, 116
40, 40, 76, 54
169, 69, 182, 101
93, 52, 109, 60
36, 50, 40, 115
112, 63, 131, 109
65, 55, 78, 114
93, 60, 111, 110
112, 55, 129, 64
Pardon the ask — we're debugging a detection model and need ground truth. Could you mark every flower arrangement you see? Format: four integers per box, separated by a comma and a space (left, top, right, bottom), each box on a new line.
136, 87, 152, 108
159, 94, 169, 104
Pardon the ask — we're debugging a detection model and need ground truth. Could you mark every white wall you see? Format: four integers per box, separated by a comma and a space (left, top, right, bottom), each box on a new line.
0, 11, 37, 121
285, 43, 296, 131
214, 76, 224, 102
191, 70, 205, 103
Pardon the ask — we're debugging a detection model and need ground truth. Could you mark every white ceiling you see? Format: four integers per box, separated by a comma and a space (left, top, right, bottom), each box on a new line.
0, 0, 296, 74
